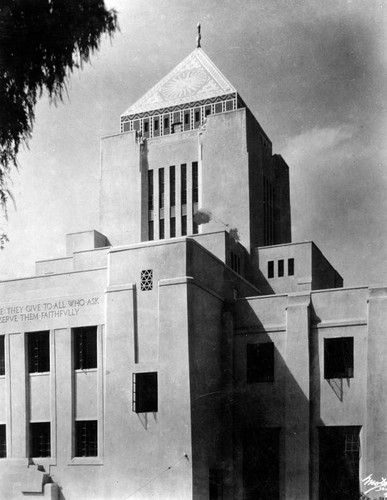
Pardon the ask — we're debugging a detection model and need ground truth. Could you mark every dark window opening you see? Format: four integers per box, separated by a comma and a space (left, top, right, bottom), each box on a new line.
170, 166, 176, 207
226, 100, 234, 111
209, 469, 223, 500
164, 117, 169, 129
193, 220, 198, 234
170, 217, 176, 238
148, 171, 154, 211
140, 269, 153, 291
181, 215, 187, 236
28, 331, 50, 373
0, 336, 4, 376
154, 119, 159, 131
278, 259, 284, 277
144, 121, 149, 133
73, 326, 97, 370
30, 422, 51, 457
324, 337, 354, 379
0, 425, 6, 458
195, 110, 200, 122
181, 164, 187, 205
268, 261, 274, 279
247, 343, 274, 383
184, 112, 189, 125
192, 161, 198, 203
132, 372, 158, 413
288, 258, 294, 276
159, 168, 164, 209
148, 220, 154, 241
75, 420, 98, 457
205, 106, 211, 116
215, 102, 222, 113
123, 122, 130, 132
159, 219, 165, 240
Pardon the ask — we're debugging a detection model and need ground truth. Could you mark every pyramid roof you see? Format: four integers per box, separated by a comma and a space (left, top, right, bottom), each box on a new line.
121, 48, 237, 117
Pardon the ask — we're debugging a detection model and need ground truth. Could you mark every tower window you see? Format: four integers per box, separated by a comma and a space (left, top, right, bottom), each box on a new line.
268, 261, 274, 278
132, 372, 158, 413
247, 343, 274, 383
324, 337, 354, 379
170, 166, 175, 207
159, 168, 164, 209
75, 420, 98, 457
27, 331, 50, 373
30, 422, 51, 457
154, 118, 159, 131
192, 161, 198, 204
73, 326, 97, 370
148, 170, 154, 211
184, 112, 190, 125
0, 336, 4, 376
278, 260, 284, 277
170, 217, 176, 238
181, 164, 187, 205
141, 269, 153, 291
181, 215, 187, 236
0, 425, 6, 458
159, 219, 165, 239
288, 258, 294, 276
148, 220, 154, 241
164, 116, 169, 129
144, 120, 149, 133
205, 106, 211, 116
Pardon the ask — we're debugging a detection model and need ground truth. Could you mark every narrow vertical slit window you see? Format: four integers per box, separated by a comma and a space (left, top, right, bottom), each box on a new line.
170, 218, 176, 238
288, 258, 294, 276
170, 166, 175, 207
181, 215, 187, 236
30, 422, 51, 457
278, 259, 284, 277
148, 171, 154, 211
132, 372, 158, 413
181, 164, 187, 205
148, 220, 154, 241
268, 261, 274, 278
159, 219, 165, 240
0, 425, 6, 458
192, 161, 198, 204
75, 420, 98, 457
27, 331, 50, 373
0, 336, 4, 376
159, 168, 164, 209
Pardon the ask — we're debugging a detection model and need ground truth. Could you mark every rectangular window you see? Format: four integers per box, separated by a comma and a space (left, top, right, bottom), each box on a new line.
181, 164, 187, 205
278, 259, 284, 277
30, 422, 51, 457
27, 331, 50, 373
184, 111, 190, 127
148, 170, 154, 211
73, 326, 97, 370
205, 106, 211, 116
154, 118, 159, 131
170, 217, 176, 238
192, 161, 198, 203
268, 261, 274, 278
0, 425, 6, 458
132, 372, 158, 413
164, 116, 169, 129
324, 337, 354, 379
0, 336, 4, 376
193, 220, 198, 234
209, 469, 223, 500
288, 258, 294, 276
144, 120, 149, 134
159, 168, 164, 209
148, 220, 154, 241
170, 166, 175, 207
159, 219, 165, 240
181, 215, 187, 236
247, 343, 274, 383
75, 420, 98, 457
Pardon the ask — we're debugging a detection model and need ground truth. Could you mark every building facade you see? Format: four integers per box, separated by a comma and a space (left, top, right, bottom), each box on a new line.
0, 41, 386, 500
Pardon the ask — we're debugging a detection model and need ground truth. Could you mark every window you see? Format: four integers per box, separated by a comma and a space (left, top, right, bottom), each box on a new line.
193, 220, 198, 235
30, 422, 50, 457
184, 112, 189, 125
73, 326, 97, 370
195, 110, 200, 123
154, 118, 159, 131
209, 469, 223, 500
192, 161, 198, 203
170, 217, 176, 238
0, 425, 6, 458
205, 106, 211, 116
159, 219, 165, 239
288, 258, 294, 276
148, 220, 154, 241
268, 261, 274, 278
247, 343, 274, 383
164, 116, 169, 129
278, 259, 284, 277
148, 170, 154, 211
159, 168, 164, 209
170, 166, 175, 207
0, 336, 4, 376
144, 120, 149, 133
132, 372, 158, 413
181, 215, 187, 236
75, 421, 98, 457
215, 102, 222, 113
324, 337, 354, 379
27, 331, 50, 373
181, 164, 187, 205
140, 269, 153, 291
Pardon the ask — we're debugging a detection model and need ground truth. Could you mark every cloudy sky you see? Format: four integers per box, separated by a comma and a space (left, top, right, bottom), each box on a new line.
0, 0, 386, 287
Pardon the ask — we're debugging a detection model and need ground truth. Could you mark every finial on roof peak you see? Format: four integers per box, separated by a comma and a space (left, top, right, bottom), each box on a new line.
196, 22, 201, 48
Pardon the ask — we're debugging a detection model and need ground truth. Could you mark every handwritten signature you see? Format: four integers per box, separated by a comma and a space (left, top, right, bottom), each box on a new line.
362, 474, 387, 496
